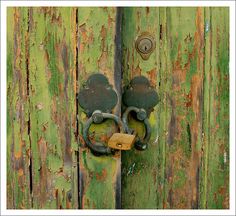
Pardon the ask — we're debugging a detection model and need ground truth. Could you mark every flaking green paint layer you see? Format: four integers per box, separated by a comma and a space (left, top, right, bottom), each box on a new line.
121, 7, 160, 209
77, 7, 121, 209
27, 7, 78, 209
7, 7, 32, 209
7, 7, 229, 210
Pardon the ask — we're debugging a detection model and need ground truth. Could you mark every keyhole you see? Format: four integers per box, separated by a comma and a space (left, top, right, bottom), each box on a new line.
116, 143, 122, 148
135, 33, 156, 60
137, 38, 152, 54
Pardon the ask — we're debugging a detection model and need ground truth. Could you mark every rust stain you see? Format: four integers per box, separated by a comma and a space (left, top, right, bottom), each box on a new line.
172, 43, 187, 89
55, 189, 60, 208
42, 122, 48, 132
10, 11, 28, 201
66, 198, 71, 209
88, 27, 94, 44
98, 51, 108, 72
219, 184, 229, 208
100, 134, 109, 142
166, 8, 205, 208
100, 25, 107, 50
132, 64, 142, 78
79, 135, 86, 147
147, 68, 157, 88
98, 25, 109, 73
18, 168, 24, 177
79, 23, 87, 52
108, 14, 114, 29
95, 168, 107, 181
185, 91, 192, 108
37, 136, 47, 162
15, 148, 22, 159
187, 8, 204, 208
39, 7, 62, 26
166, 148, 190, 208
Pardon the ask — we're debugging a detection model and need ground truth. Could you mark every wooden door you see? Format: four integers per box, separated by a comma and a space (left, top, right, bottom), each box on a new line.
7, 7, 229, 209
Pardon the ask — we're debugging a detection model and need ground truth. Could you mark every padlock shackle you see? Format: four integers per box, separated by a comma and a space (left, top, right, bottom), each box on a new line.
122, 106, 152, 150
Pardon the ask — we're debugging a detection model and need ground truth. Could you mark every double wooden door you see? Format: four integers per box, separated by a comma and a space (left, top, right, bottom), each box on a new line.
7, 7, 229, 209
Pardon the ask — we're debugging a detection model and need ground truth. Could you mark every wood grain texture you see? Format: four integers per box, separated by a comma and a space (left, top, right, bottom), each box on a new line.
200, 7, 229, 209
157, 7, 229, 209
161, 7, 205, 209
121, 7, 229, 209
7, 7, 32, 209
77, 7, 121, 209
121, 7, 160, 209
6, 7, 229, 209
27, 7, 78, 208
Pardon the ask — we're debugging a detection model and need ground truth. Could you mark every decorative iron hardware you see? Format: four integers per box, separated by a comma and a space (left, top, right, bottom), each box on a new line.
135, 32, 156, 60
78, 74, 159, 154
122, 76, 159, 150
83, 110, 125, 154
122, 107, 151, 150
77, 73, 118, 116
78, 74, 123, 154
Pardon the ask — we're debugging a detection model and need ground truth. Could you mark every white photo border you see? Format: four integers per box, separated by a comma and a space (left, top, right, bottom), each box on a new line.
1, 1, 235, 215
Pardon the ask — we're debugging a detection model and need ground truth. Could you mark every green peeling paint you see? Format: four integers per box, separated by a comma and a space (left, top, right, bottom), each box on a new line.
7, 7, 229, 210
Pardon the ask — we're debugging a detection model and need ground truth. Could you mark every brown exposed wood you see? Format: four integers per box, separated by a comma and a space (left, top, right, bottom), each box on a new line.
7, 6, 229, 209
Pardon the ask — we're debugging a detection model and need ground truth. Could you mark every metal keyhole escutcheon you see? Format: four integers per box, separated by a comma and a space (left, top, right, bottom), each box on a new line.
135, 32, 156, 60
122, 76, 159, 150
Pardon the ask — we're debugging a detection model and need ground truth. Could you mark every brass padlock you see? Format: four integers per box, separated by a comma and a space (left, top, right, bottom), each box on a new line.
108, 133, 136, 150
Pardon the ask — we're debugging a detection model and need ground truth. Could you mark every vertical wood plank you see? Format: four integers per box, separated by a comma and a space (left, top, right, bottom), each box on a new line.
200, 7, 229, 209
77, 7, 121, 209
28, 7, 78, 208
121, 7, 160, 208
6, 6, 230, 209
157, 7, 170, 209
159, 7, 205, 209
7, 7, 32, 209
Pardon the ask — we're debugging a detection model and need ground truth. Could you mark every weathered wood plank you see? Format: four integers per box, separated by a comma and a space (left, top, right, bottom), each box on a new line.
121, 7, 160, 209
157, 7, 170, 209
159, 7, 205, 209
28, 7, 78, 208
77, 7, 121, 209
7, 7, 32, 209
6, 6, 229, 210
200, 7, 229, 209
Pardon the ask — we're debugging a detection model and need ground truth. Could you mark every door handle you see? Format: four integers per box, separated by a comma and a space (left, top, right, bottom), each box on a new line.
78, 73, 159, 155
78, 73, 135, 155
122, 76, 159, 150
122, 107, 151, 150
82, 110, 125, 154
